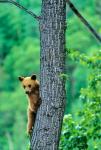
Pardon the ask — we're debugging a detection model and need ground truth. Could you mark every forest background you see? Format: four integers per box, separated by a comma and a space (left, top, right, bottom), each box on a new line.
0, 0, 101, 149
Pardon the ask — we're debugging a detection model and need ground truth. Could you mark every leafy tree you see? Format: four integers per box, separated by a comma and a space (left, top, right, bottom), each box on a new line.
60, 50, 101, 150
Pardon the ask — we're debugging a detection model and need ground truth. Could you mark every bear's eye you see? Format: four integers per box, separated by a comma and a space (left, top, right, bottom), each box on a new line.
23, 85, 25, 89
28, 84, 31, 88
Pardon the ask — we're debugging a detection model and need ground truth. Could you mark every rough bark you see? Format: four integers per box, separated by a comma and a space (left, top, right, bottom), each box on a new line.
31, 0, 66, 149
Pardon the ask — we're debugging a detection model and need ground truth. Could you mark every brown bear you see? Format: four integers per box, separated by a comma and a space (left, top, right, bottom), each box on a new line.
18, 74, 40, 134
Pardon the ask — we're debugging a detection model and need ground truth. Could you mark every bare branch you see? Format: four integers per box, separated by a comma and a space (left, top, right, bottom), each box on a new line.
0, 0, 41, 21
67, 0, 101, 43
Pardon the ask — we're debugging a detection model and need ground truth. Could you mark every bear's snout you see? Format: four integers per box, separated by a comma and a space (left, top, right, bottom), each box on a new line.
25, 91, 30, 95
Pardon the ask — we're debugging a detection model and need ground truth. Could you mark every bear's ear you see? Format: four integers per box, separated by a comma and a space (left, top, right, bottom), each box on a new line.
31, 74, 36, 80
18, 76, 24, 81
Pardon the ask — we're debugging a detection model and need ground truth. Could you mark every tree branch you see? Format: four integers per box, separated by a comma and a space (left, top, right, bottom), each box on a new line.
67, 0, 101, 43
0, 0, 41, 21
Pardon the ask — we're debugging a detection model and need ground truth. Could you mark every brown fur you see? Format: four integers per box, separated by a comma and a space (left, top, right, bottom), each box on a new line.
18, 74, 40, 134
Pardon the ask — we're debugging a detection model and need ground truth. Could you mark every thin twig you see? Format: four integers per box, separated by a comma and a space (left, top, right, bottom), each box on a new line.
67, 0, 101, 43
0, 0, 41, 20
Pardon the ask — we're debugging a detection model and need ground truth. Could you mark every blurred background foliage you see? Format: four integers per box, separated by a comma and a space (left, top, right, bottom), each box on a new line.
0, 0, 101, 149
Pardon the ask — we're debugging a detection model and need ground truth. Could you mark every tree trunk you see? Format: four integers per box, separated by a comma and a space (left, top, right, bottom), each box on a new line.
31, 0, 66, 149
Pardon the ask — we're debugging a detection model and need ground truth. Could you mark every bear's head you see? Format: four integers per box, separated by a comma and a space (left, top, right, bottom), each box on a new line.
18, 74, 39, 95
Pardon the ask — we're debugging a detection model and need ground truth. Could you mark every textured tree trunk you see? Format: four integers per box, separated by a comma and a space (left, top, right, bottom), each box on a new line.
31, 0, 66, 149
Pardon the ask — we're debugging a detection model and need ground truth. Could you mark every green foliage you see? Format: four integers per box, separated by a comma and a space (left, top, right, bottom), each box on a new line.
0, 5, 22, 59
0, 1, 40, 149
60, 50, 101, 150
4, 37, 40, 90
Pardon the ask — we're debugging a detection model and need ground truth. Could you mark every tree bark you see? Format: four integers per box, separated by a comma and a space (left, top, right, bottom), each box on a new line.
31, 0, 66, 149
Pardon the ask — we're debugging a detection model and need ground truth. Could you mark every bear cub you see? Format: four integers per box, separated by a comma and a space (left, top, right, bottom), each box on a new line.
18, 74, 40, 134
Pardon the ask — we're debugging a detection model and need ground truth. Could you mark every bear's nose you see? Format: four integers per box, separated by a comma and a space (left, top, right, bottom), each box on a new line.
25, 91, 29, 94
